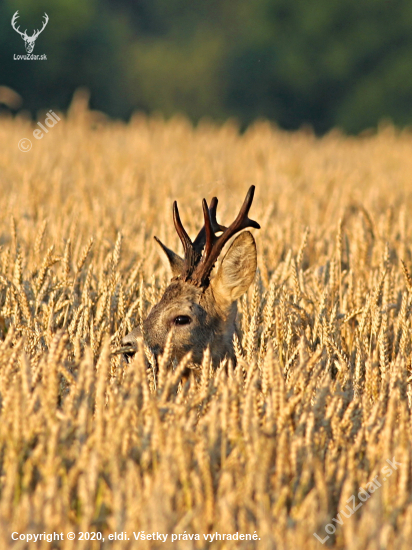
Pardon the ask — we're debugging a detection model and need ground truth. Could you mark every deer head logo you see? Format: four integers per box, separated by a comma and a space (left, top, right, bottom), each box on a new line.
11, 11, 49, 54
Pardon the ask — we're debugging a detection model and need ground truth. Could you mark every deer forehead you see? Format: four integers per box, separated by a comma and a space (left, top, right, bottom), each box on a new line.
148, 281, 207, 318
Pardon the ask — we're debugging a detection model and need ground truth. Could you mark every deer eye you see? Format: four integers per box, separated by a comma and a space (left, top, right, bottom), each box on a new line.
173, 315, 192, 326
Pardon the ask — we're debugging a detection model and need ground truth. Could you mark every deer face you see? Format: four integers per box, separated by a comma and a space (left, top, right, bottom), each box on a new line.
24, 38, 36, 54
121, 187, 260, 367
142, 281, 225, 365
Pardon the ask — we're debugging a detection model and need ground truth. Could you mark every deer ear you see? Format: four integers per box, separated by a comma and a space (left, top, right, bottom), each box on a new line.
154, 237, 184, 277
211, 231, 257, 310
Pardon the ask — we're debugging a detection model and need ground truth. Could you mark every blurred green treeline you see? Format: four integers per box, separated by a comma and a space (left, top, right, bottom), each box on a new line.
2, 0, 412, 133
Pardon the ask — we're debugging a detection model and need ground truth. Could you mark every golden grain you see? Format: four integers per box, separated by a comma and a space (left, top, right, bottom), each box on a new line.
0, 114, 412, 549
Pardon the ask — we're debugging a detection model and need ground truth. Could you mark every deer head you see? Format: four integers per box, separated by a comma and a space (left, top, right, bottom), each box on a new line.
120, 186, 260, 368
11, 11, 49, 54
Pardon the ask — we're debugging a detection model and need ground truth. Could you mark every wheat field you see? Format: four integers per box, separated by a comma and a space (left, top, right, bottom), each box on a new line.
0, 102, 412, 549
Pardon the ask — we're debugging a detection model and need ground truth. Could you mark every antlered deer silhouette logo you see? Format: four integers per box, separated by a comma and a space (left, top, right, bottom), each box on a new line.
11, 11, 49, 54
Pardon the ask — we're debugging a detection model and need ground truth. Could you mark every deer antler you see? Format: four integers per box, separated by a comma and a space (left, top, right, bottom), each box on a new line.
191, 185, 260, 286
31, 13, 49, 39
11, 11, 28, 38
173, 197, 227, 280
172, 186, 259, 285
192, 197, 227, 253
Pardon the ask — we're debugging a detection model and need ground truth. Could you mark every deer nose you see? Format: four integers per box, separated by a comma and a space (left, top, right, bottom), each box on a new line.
117, 326, 142, 363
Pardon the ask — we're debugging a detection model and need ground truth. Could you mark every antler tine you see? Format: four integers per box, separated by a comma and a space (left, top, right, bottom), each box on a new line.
11, 11, 27, 37
202, 199, 215, 259
173, 200, 192, 255
230, 185, 260, 232
209, 197, 227, 233
32, 12, 49, 39
173, 200, 197, 278
192, 197, 227, 253
192, 185, 260, 285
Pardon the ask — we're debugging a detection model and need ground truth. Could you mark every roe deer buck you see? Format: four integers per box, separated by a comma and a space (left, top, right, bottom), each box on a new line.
120, 186, 260, 367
